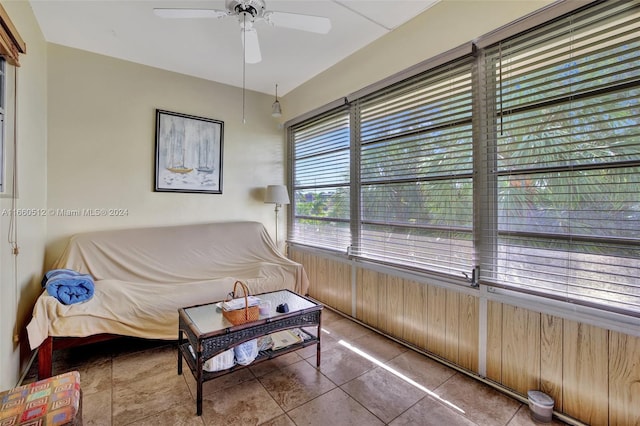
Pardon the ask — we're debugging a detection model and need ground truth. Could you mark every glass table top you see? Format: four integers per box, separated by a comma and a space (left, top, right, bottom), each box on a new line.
183, 290, 318, 335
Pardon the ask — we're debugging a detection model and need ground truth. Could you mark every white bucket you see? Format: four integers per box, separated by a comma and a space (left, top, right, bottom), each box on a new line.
527, 390, 554, 423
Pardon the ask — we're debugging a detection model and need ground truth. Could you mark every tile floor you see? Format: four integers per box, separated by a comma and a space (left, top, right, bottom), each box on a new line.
25, 309, 566, 426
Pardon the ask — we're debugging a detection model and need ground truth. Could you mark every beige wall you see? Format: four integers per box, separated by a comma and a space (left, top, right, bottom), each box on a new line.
0, 0, 558, 388
45, 44, 286, 265
282, 0, 554, 119
0, 1, 48, 388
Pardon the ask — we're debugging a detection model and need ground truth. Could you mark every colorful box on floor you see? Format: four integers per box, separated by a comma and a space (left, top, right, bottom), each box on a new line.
0, 371, 82, 425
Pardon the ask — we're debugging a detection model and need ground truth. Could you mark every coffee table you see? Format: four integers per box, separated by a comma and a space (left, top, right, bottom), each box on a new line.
177, 289, 322, 415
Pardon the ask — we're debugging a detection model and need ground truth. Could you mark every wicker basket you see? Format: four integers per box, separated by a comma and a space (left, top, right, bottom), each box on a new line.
222, 281, 259, 325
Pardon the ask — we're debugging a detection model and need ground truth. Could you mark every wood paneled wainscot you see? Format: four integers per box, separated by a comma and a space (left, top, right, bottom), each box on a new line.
487, 304, 639, 425
290, 247, 479, 373
354, 270, 479, 372
289, 246, 640, 425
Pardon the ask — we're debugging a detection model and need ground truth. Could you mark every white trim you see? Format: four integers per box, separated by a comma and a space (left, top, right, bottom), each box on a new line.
486, 285, 640, 337
478, 285, 488, 377
289, 243, 350, 264
351, 262, 357, 317
352, 258, 479, 297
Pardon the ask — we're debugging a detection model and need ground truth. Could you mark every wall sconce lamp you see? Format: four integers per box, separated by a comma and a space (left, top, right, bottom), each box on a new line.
264, 184, 290, 245
271, 84, 282, 117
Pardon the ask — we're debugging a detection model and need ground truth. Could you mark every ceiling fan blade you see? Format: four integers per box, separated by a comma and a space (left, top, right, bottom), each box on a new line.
241, 28, 262, 64
265, 11, 331, 34
153, 8, 229, 19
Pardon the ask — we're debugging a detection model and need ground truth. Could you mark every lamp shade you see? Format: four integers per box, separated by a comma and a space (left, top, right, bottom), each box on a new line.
265, 185, 290, 205
271, 100, 282, 117
271, 83, 282, 117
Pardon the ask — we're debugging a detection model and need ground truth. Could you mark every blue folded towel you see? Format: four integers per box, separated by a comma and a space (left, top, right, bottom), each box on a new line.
42, 268, 95, 305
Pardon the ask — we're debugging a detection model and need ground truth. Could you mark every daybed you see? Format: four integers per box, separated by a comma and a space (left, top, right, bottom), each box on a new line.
26, 221, 309, 378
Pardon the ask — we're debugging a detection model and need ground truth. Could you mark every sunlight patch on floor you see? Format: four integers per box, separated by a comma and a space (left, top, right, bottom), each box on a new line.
338, 339, 465, 414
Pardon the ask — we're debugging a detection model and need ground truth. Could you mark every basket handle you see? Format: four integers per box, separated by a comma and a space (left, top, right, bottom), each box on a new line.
231, 280, 250, 319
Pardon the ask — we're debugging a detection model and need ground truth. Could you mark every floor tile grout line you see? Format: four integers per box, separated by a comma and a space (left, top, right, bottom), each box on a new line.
253, 357, 337, 414
505, 404, 528, 426
254, 344, 392, 424
111, 346, 198, 426
337, 389, 389, 426
384, 392, 429, 426
338, 362, 461, 426
283, 384, 386, 426
35, 318, 545, 426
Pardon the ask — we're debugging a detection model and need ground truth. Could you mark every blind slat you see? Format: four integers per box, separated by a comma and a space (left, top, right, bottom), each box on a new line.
289, 0, 640, 316
290, 108, 352, 250
353, 57, 475, 276
481, 0, 640, 314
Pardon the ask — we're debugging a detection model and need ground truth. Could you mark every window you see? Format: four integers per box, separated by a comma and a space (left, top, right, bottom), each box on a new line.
354, 58, 474, 276
0, 58, 5, 193
290, 108, 351, 250
480, 1, 640, 313
288, 0, 640, 315
0, 5, 25, 195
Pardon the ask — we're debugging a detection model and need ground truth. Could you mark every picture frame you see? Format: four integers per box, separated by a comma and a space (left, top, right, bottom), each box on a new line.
155, 109, 224, 194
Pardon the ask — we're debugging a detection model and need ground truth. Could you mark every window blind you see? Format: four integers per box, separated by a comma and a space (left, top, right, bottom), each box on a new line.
289, 108, 351, 251
353, 57, 475, 276
480, 0, 640, 314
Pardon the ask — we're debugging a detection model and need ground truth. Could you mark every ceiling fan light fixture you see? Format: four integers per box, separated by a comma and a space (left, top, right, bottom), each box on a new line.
271, 101, 282, 117
271, 84, 282, 117
155, 0, 331, 65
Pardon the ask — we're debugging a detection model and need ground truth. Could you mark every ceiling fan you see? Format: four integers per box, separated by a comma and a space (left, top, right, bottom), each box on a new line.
154, 0, 332, 64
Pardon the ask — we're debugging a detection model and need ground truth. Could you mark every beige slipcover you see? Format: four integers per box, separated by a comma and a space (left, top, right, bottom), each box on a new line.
27, 221, 309, 349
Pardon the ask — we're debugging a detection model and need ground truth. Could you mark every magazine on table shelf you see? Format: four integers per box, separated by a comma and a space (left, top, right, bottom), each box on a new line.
270, 330, 303, 350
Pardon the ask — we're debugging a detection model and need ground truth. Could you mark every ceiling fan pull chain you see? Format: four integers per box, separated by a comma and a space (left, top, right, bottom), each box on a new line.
242, 11, 246, 124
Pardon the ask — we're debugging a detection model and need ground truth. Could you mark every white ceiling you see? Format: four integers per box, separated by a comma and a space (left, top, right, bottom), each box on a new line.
29, 0, 440, 95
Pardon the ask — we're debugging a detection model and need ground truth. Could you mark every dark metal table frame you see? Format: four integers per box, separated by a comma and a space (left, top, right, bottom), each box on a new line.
178, 290, 322, 415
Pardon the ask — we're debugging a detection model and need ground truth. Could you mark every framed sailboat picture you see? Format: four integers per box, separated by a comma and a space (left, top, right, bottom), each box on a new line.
155, 109, 224, 194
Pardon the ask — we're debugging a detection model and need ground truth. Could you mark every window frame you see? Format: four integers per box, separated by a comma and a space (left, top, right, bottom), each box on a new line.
289, 106, 352, 252
352, 56, 476, 278
0, 58, 5, 193
286, 0, 640, 317
477, 0, 640, 315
